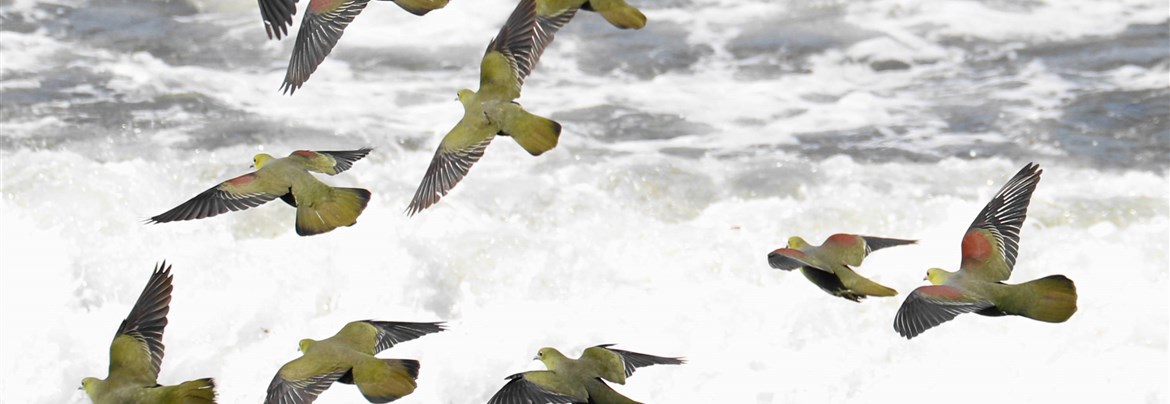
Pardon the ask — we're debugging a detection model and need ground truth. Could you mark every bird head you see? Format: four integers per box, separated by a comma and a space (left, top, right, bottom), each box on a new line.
79, 377, 99, 394
786, 236, 809, 249
298, 338, 315, 353
252, 153, 274, 169
925, 268, 952, 285
456, 89, 475, 105
534, 347, 568, 369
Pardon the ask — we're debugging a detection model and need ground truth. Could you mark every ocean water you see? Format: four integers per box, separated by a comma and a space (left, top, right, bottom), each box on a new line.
1, 0, 1167, 403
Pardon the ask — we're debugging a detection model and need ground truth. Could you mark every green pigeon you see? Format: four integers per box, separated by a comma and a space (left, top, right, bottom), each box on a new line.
255, 0, 451, 94
539, 0, 646, 29
265, 320, 446, 403
405, 0, 575, 215
486, 344, 684, 404
80, 262, 217, 404
768, 234, 916, 302
894, 163, 1078, 339
149, 148, 372, 236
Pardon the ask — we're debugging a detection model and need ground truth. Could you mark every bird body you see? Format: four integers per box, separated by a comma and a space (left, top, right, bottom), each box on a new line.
538, 0, 646, 29
81, 263, 218, 404
407, 0, 574, 215
894, 163, 1078, 339
149, 148, 372, 236
768, 234, 914, 302
265, 320, 444, 404
486, 345, 684, 404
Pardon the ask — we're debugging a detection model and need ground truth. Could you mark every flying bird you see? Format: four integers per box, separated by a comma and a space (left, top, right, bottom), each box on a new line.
893, 163, 1078, 339
405, 0, 576, 215
255, 0, 451, 94
149, 148, 372, 236
80, 262, 218, 404
265, 320, 446, 404
768, 234, 915, 302
486, 344, 684, 404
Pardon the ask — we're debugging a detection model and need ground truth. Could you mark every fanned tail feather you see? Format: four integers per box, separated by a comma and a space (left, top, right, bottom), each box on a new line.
354, 359, 420, 403
1008, 275, 1078, 323
295, 187, 371, 236
172, 378, 216, 404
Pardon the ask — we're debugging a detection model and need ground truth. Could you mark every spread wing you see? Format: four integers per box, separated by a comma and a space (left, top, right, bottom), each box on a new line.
582, 345, 684, 385
265, 357, 349, 404
148, 171, 287, 223
107, 262, 172, 386
280, 0, 372, 95
486, 372, 580, 404
893, 285, 994, 339
479, 0, 578, 99
405, 121, 495, 216
287, 148, 372, 175
257, 0, 298, 40
958, 163, 1042, 282
362, 321, 446, 354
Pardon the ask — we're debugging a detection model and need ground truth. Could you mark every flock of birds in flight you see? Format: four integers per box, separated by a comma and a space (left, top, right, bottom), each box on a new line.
78, 0, 1079, 403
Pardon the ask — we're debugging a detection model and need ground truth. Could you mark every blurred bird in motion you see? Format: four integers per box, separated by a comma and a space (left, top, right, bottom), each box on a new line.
486, 344, 684, 404
406, 0, 576, 215
149, 148, 372, 236
265, 320, 446, 403
768, 233, 915, 302
80, 262, 217, 404
893, 163, 1077, 339
540, 0, 647, 29
256, 0, 451, 94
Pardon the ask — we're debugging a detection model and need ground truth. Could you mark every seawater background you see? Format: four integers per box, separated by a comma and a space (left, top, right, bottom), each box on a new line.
1, 0, 1167, 402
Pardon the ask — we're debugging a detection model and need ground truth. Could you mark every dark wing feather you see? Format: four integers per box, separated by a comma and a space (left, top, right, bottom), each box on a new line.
961, 163, 1042, 280
258, 0, 299, 40
405, 135, 494, 216
593, 345, 685, 379
860, 236, 916, 254
148, 175, 283, 223
280, 0, 371, 95
316, 148, 372, 174
361, 321, 446, 354
265, 368, 348, 404
486, 373, 579, 404
767, 249, 819, 272
893, 286, 994, 339
798, 267, 862, 302
485, 0, 578, 88
110, 262, 173, 380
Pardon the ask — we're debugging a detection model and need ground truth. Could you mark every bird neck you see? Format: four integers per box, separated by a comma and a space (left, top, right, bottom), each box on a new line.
787, 236, 809, 249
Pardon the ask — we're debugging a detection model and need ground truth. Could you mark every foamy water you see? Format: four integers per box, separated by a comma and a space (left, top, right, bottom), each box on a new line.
1, 0, 1167, 403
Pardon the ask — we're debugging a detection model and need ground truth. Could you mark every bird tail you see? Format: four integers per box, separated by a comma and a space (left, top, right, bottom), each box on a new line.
1003, 275, 1078, 322
585, 1, 647, 29
295, 187, 371, 236
497, 103, 561, 156
354, 358, 420, 403
835, 266, 898, 297
170, 378, 217, 404
393, 0, 448, 16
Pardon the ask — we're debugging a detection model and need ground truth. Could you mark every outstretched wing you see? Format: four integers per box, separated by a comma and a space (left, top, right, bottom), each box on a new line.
893, 285, 994, 339
820, 234, 916, 267
265, 358, 348, 404
148, 171, 287, 224
767, 248, 827, 272
486, 372, 580, 404
257, 0, 298, 40
479, 0, 578, 99
581, 345, 684, 385
287, 148, 373, 175
280, 0, 372, 95
405, 121, 495, 216
362, 320, 446, 354
958, 163, 1042, 282
107, 262, 172, 386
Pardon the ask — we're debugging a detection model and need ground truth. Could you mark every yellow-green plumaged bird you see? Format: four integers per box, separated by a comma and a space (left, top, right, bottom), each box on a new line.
768, 233, 916, 302
265, 320, 445, 403
486, 344, 684, 404
893, 163, 1078, 339
80, 262, 217, 404
538, 0, 646, 29
405, 0, 576, 215
149, 148, 372, 236
255, 0, 451, 94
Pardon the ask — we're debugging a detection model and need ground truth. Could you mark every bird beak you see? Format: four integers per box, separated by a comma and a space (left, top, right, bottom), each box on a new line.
532, 355, 540, 361
249, 164, 255, 169
923, 275, 928, 281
